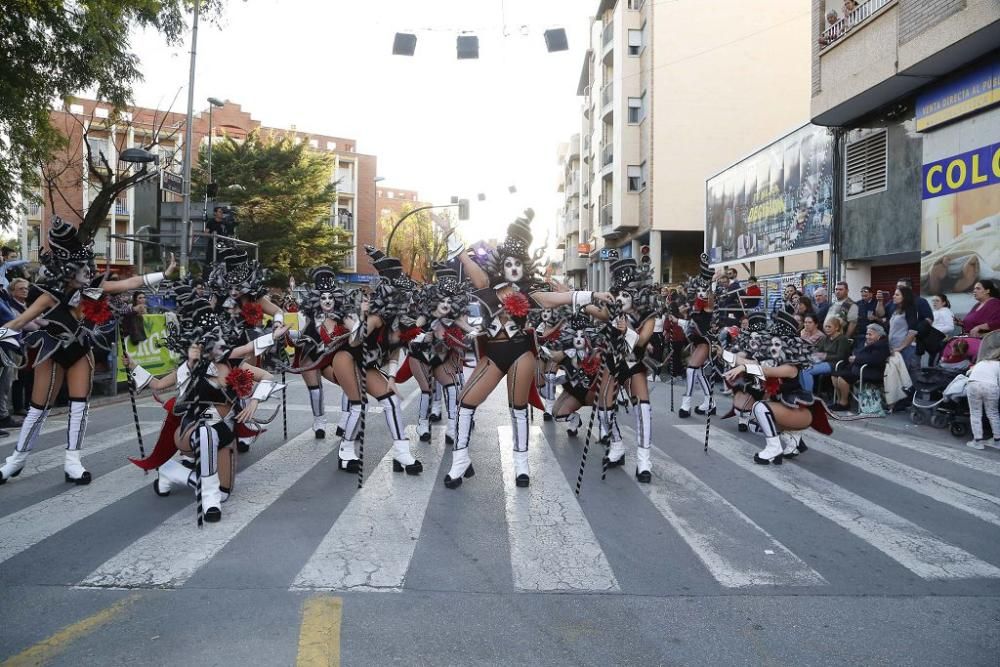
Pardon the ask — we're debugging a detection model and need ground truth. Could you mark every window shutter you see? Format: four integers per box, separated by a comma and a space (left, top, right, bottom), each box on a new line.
845, 130, 887, 199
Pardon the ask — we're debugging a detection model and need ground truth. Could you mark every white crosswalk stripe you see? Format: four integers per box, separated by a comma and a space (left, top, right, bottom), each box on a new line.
835, 422, 1000, 478
498, 426, 620, 592
0, 463, 154, 566
78, 428, 329, 589
806, 431, 1000, 528
625, 436, 826, 587
291, 426, 446, 591
677, 426, 1000, 580
1, 423, 158, 483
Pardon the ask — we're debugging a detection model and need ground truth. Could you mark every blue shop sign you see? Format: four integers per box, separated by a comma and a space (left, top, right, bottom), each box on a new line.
916, 59, 1000, 131
337, 273, 376, 284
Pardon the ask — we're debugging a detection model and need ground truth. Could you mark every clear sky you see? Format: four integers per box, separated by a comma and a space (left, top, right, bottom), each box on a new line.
129, 0, 593, 253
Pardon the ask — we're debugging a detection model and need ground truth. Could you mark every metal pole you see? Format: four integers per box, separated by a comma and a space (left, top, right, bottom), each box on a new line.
179, 0, 201, 278
202, 105, 212, 234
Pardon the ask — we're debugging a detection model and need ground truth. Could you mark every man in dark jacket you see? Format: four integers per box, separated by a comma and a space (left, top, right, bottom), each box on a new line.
829, 323, 890, 411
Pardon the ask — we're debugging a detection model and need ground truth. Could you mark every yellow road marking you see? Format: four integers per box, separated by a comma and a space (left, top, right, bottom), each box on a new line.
296, 595, 342, 667
2, 594, 141, 667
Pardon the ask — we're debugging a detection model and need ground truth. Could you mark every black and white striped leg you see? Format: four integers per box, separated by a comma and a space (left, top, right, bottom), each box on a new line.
751, 401, 783, 465
64, 397, 91, 484
443, 383, 458, 445
308, 384, 326, 439
338, 400, 363, 473
417, 391, 432, 441
444, 403, 476, 489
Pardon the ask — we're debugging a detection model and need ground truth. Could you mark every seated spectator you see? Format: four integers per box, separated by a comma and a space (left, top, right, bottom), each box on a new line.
958, 280, 1000, 338
829, 323, 891, 411
931, 294, 956, 336
796, 295, 816, 322
800, 318, 853, 393
800, 313, 825, 345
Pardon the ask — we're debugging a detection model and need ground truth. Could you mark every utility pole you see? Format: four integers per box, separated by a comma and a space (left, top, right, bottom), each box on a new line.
179, 0, 201, 277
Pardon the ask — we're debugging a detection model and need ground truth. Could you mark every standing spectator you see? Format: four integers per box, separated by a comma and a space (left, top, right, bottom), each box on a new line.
742, 275, 762, 310
5, 278, 32, 417
958, 280, 1000, 337
121, 292, 148, 346
813, 287, 831, 324
0, 247, 29, 292
855, 286, 883, 333
825, 281, 859, 340
800, 313, 825, 345
964, 345, 1000, 450
886, 286, 920, 375
726, 268, 741, 292
0, 295, 21, 436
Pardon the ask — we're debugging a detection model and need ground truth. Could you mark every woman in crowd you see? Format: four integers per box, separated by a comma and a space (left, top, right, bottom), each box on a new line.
829, 323, 891, 411
959, 280, 1000, 338
800, 313, 825, 345
799, 317, 852, 393
887, 286, 920, 375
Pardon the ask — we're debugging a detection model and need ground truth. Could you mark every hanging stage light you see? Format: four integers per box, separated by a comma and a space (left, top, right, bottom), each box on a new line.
544, 28, 568, 52
457, 35, 479, 59
392, 33, 417, 56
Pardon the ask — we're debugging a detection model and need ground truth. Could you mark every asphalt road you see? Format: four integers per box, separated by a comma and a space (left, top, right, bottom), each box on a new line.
1, 376, 998, 666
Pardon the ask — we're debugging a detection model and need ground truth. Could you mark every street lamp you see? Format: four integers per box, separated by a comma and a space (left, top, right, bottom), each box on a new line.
119, 148, 158, 165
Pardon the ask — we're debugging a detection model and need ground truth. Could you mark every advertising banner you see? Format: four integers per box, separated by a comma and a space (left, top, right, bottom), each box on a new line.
920, 139, 1000, 315
115, 314, 177, 382
916, 59, 1000, 132
706, 124, 834, 265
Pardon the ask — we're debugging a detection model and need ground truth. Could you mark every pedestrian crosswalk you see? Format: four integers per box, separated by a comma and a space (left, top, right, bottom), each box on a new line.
3, 401, 1000, 595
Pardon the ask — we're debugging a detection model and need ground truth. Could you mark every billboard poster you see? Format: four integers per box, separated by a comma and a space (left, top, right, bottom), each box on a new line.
706, 124, 834, 265
920, 138, 1000, 315
115, 314, 177, 382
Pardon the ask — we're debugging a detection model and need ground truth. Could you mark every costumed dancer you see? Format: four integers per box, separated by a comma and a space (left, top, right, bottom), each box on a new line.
289, 267, 352, 439
599, 258, 658, 482
126, 295, 284, 523
539, 313, 603, 438
721, 310, 831, 463
534, 307, 566, 420
0, 218, 175, 485
676, 255, 717, 419
441, 209, 611, 489
331, 247, 421, 475
209, 246, 286, 452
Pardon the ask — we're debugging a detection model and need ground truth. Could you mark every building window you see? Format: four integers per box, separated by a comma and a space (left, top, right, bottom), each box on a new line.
326, 141, 337, 151
627, 0, 644, 9
94, 107, 109, 119
308, 139, 319, 149
627, 95, 645, 124
627, 29, 643, 56
627, 164, 645, 192
87, 137, 109, 162
845, 129, 888, 200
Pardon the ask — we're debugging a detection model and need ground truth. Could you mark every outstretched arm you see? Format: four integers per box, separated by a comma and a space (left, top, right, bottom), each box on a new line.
2, 292, 57, 330
105, 254, 178, 294
532, 290, 612, 310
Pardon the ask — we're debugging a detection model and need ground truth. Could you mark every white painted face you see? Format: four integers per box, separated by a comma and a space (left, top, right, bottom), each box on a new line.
229, 287, 242, 300
503, 257, 523, 283
768, 336, 786, 363
319, 292, 335, 313
615, 291, 633, 312
434, 297, 452, 318
573, 332, 588, 350
540, 308, 554, 323
187, 344, 202, 364
73, 265, 93, 285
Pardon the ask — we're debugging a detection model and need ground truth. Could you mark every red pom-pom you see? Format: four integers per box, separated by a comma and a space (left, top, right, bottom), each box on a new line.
81, 296, 113, 325
225, 368, 255, 398
241, 302, 264, 327
580, 354, 600, 376
444, 325, 466, 350
764, 377, 781, 397
400, 326, 423, 344
501, 292, 531, 318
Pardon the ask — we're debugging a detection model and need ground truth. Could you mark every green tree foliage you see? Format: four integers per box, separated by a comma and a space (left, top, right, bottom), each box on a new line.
197, 130, 351, 278
0, 0, 225, 231
380, 204, 448, 282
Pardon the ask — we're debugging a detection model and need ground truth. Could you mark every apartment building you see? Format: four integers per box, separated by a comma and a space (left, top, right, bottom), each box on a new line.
570, 0, 812, 290
811, 0, 999, 312
556, 137, 585, 287
21, 98, 378, 277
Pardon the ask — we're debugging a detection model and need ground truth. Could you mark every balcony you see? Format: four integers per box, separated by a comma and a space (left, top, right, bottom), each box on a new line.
26, 203, 41, 219
566, 179, 580, 198
812, 0, 1000, 126
599, 142, 614, 179
114, 196, 129, 216
114, 238, 134, 263
332, 211, 354, 232
568, 134, 581, 159
820, 0, 893, 49
337, 175, 355, 196
600, 203, 613, 229
341, 252, 356, 271
600, 82, 613, 119
602, 20, 613, 62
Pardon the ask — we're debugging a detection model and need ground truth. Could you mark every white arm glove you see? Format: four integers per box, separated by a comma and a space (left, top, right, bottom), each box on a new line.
252, 333, 276, 356
130, 365, 153, 391
251, 379, 282, 401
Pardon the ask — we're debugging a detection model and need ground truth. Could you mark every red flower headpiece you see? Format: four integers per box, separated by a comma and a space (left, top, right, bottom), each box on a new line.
580, 354, 601, 377
81, 296, 113, 325
241, 302, 264, 327
225, 368, 255, 398
444, 325, 466, 350
501, 292, 531, 318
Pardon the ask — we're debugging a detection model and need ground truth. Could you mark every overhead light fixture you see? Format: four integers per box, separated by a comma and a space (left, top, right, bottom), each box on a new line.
544, 28, 569, 52
393, 32, 417, 56
477, 193, 486, 201
207, 97, 225, 107
508, 185, 517, 193
457, 35, 479, 60
119, 148, 158, 164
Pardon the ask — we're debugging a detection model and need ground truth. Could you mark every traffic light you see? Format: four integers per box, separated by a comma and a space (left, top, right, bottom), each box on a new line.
458, 198, 470, 220
640, 244, 651, 266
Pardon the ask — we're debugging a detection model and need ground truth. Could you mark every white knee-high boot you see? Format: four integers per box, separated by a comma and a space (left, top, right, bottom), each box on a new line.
154, 458, 195, 497
416, 391, 432, 441
751, 401, 783, 465
634, 399, 652, 482
443, 384, 458, 445
338, 400, 363, 472
336, 392, 350, 437
510, 406, 530, 488
194, 425, 222, 524
308, 384, 326, 438
430, 381, 443, 421
680, 367, 697, 417
64, 398, 91, 484
0, 404, 50, 484
444, 404, 476, 488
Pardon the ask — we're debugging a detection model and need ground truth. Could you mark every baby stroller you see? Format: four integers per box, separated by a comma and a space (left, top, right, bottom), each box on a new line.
947, 331, 1000, 439
909, 336, 979, 435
